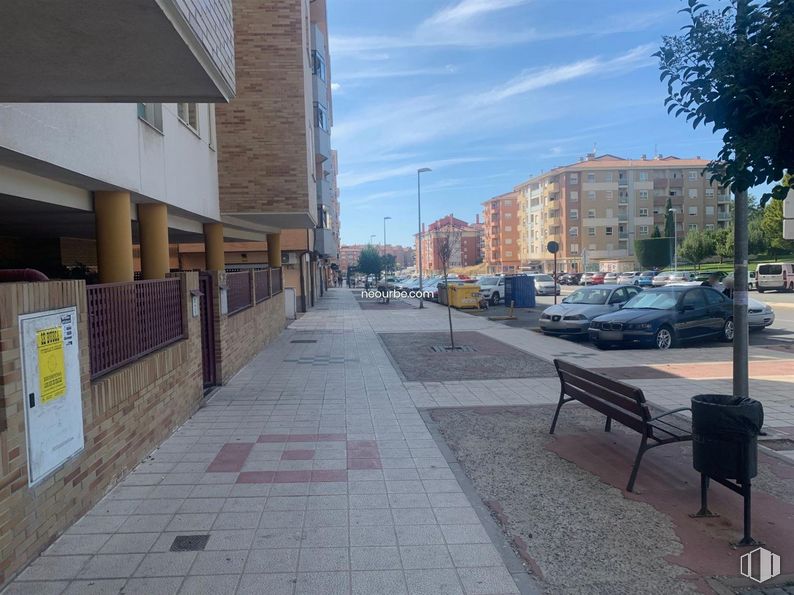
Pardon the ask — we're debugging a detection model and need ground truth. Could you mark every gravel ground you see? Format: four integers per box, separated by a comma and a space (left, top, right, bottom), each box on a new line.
379, 331, 557, 381
429, 405, 698, 595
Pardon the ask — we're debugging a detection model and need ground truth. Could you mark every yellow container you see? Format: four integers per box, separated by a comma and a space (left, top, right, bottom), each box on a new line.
448, 284, 481, 309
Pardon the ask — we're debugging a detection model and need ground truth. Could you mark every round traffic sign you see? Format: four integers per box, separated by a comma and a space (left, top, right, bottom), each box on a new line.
547, 241, 559, 254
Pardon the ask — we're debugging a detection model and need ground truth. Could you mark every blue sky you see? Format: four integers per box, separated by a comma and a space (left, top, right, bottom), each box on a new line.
327, 0, 725, 247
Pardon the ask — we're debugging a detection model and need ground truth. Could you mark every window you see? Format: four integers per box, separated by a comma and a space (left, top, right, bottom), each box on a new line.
505, 251, 512, 257
688, 223, 698, 231
639, 225, 649, 235
315, 103, 329, 131
312, 50, 327, 81
137, 103, 163, 132
605, 226, 613, 236
704, 288, 725, 305
639, 208, 649, 217
589, 243, 597, 251
587, 172, 596, 182
705, 188, 715, 198
569, 226, 579, 236
688, 206, 698, 216
587, 191, 596, 200
609, 288, 628, 304
639, 190, 649, 200
705, 223, 715, 231
605, 191, 613, 200
688, 188, 698, 199
605, 208, 613, 218
683, 289, 707, 309
705, 206, 714, 216
504, 226, 512, 232
639, 171, 649, 181
688, 170, 698, 180
570, 191, 579, 202
587, 227, 596, 236
587, 209, 596, 218
569, 209, 578, 219
504, 199, 512, 206
569, 173, 579, 184
570, 243, 579, 254
604, 172, 613, 182
669, 189, 680, 197
505, 212, 512, 219
177, 103, 199, 132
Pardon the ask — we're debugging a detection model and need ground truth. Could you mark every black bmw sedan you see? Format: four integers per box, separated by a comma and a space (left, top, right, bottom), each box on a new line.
588, 285, 734, 350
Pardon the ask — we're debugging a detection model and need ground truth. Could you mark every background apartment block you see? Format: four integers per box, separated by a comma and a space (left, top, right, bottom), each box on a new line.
515, 154, 730, 272
483, 192, 521, 273
339, 243, 415, 273
415, 214, 483, 275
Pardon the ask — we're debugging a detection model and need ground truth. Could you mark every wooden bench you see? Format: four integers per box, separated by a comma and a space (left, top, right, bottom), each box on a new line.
550, 359, 692, 492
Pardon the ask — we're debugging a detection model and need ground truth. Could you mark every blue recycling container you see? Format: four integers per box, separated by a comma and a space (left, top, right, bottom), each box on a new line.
504, 275, 535, 308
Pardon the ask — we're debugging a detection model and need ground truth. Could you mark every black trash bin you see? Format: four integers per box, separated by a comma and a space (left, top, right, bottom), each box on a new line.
692, 394, 763, 481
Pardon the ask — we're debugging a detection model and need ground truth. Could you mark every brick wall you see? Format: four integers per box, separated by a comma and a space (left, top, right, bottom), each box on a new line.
0, 273, 202, 586
211, 271, 287, 384
215, 0, 316, 218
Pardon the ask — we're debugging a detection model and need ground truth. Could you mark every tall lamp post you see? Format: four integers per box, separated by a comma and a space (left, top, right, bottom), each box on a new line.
669, 208, 678, 272
369, 234, 376, 246
383, 216, 391, 279
417, 168, 432, 308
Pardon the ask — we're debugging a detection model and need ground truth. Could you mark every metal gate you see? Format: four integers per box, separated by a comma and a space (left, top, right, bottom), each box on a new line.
199, 273, 216, 387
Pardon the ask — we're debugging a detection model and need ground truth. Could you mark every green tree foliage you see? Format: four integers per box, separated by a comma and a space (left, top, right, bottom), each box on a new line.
678, 229, 716, 268
652, 225, 662, 238
712, 226, 734, 263
634, 238, 673, 270
656, 0, 794, 202
382, 254, 397, 273
357, 246, 383, 279
664, 198, 675, 238
761, 199, 794, 259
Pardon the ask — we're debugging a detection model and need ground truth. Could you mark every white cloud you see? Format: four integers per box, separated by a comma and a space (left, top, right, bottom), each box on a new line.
330, 82, 341, 91
423, 0, 530, 27
340, 65, 458, 81
339, 157, 491, 188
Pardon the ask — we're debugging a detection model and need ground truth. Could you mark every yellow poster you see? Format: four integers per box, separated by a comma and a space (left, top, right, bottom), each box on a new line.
37, 327, 66, 403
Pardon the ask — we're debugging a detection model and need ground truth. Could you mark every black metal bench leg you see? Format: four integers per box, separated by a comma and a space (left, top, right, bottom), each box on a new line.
626, 436, 648, 492
549, 391, 566, 435
604, 417, 612, 432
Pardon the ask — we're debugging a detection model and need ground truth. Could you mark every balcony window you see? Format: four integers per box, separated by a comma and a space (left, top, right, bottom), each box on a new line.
587, 172, 596, 182
688, 188, 698, 199
137, 103, 163, 132
639, 208, 649, 216
569, 226, 579, 236
639, 225, 649, 235
639, 190, 649, 200
569, 209, 578, 220
177, 103, 199, 133
587, 227, 596, 237
605, 227, 613, 236
315, 103, 330, 131
587, 209, 596, 218
688, 223, 698, 231
705, 206, 715, 215
587, 191, 596, 200
606, 191, 614, 200
570, 243, 579, 254
688, 170, 699, 180
570, 173, 579, 184
312, 51, 327, 82
570, 190, 578, 202
638, 171, 649, 181
706, 188, 715, 198
688, 206, 698, 216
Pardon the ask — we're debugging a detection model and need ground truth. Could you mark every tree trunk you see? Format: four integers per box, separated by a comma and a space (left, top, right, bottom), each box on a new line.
443, 265, 455, 349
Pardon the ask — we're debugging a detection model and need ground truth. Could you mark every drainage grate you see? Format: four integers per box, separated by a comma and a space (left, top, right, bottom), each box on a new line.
430, 345, 477, 353
170, 535, 210, 552
291, 339, 318, 344
760, 438, 794, 451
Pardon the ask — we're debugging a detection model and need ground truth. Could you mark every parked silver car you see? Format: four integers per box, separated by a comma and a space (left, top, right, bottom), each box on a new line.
539, 284, 642, 337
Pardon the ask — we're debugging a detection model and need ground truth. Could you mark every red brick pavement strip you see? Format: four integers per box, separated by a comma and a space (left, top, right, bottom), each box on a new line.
206, 443, 255, 473
592, 359, 794, 380
546, 430, 794, 579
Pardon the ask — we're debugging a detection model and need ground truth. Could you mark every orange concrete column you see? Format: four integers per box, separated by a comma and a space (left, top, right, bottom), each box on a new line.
267, 233, 282, 268
137, 203, 170, 279
204, 223, 225, 271
94, 191, 134, 283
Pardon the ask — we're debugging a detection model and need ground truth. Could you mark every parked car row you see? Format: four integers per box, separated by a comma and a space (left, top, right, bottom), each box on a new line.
540, 284, 775, 350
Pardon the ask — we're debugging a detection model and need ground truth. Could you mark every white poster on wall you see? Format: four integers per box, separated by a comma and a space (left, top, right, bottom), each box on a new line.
20, 307, 84, 486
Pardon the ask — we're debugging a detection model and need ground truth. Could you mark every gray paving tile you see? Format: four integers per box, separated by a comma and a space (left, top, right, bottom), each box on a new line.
134, 499, 184, 515
68, 516, 127, 535
447, 544, 504, 568
99, 532, 159, 554
350, 547, 402, 571
122, 576, 183, 595
190, 550, 248, 575
78, 553, 145, 579
350, 509, 393, 527
16, 556, 89, 581
63, 579, 126, 594
352, 570, 408, 595
178, 573, 240, 594
303, 509, 348, 527
212, 511, 261, 530
118, 515, 174, 534
165, 513, 217, 532
134, 552, 196, 577
350, 525, 397, 547
404, 568, 464, 595
221, 497, 267, 513
176, 498, 225, 514
45, 534, 111, 556
440, 525, 491, 545
0, 581, 68, 595
432, 508, 481, 525
297, 547, 349, 572
237, 573, 296, 595
456, 566, 519, 594
396, 524, 445, 545
388, 493, 431, 508
251, 528, 304, 549
400, 545, 454, 570
244, 548, 299, 574
294, 571, 350, 595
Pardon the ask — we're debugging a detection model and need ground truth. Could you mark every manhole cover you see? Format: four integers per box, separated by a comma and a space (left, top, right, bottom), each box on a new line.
430, 345, 477, 353
170, 535, 210, 552
291, 339, 318, 344
760, 439, 794, 451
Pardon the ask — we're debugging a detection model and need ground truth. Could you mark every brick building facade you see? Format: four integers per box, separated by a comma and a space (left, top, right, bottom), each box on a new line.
415, 214, 483, 275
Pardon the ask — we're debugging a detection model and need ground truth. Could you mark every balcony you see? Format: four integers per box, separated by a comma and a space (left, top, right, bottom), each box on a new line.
618, 213, 628, 222
316, 178, 332, 206
315, 124, 331, 162
718, 194, 732, 203
1, 0, 235, 101
618, 196, 629, 205
314, 227, 336, 258
718, 212, 731, 221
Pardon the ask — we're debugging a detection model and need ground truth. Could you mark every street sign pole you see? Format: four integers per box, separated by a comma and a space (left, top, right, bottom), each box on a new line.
547, 240, 559, 305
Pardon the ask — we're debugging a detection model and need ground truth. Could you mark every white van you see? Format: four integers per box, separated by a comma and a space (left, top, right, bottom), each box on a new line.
756, 262, 794, 292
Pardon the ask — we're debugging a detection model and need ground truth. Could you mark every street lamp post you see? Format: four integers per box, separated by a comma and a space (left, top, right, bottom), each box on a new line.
669, 208, 678, 272
383, 216, 391, 279
417, 168, 432, 309
369, 234, 376, 246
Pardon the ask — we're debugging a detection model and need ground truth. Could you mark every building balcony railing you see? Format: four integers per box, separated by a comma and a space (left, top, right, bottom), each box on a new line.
618, 214, 628, 222
618, 197, 629, 205
718, 212, 731, 221
718, 194, 732, 203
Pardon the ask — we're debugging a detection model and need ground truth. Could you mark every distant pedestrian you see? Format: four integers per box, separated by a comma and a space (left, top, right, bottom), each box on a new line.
701, 272, 724, 293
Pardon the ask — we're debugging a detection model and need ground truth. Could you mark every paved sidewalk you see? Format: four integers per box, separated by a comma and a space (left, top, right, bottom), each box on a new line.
5, 288, 794, 594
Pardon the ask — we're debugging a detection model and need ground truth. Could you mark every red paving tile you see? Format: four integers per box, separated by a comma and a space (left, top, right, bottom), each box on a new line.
281, 450, 315, 460
236, 471, 275, 484
348, 440, 377, 448
273, 470, 312, 483
347, 458, 382, 470
311, 470, 348, 482
594, 359, 794, 381
206, 443, 255, 472
258, 434, 289, 443
546, 429, 794, 578
347, 446, 379, 459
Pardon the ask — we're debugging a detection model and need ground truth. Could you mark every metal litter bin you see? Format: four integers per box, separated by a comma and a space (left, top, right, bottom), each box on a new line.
437, 283, 449, 305
690, 394, 764, 546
